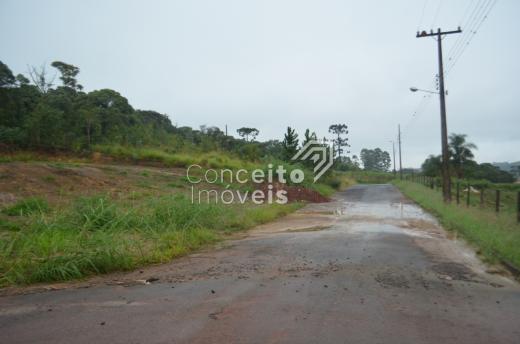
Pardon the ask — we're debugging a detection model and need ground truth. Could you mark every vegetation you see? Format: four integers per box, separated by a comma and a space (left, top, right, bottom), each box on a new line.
393, 180, 520, 269
360, 148, 391, 172
0, 58, 358, 287
421, 133, 515, 183
347, 170, 394, 184
281, 127, 299, 160
328, 124, 350, 160
0, 194, 302, 286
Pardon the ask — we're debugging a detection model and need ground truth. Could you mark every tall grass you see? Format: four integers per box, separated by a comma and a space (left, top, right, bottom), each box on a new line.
0, 195, 302, 286
93, 144, 257, 170
347, 171, 394, 184
393, 180, 520, 269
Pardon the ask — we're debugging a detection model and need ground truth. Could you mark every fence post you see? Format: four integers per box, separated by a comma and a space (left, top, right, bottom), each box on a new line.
456, 182, 460, 205
466, 183, 470, 207
430, 177, 434, 189
480, 188, 484, 208
495, 190, 500, 213
517, 191, 520, 223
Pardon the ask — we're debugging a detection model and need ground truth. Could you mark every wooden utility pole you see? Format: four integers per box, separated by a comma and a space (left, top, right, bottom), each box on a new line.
398, 125, 402, 180
416, 27, 461, 203
390, 141, 396, 177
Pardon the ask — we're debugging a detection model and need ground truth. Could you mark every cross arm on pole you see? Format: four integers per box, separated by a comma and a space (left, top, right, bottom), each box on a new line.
416, 27, 462, 38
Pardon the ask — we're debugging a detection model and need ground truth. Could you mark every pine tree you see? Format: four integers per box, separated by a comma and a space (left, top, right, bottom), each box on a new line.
282, 127, 299, 161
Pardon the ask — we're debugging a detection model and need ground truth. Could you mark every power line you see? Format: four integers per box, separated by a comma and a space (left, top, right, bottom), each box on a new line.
445, 0, 497, 75
417, 0, 429, 31
405, 0, 496, 129
447, 0, 490, 62
459, 0, 476, 27
430, 0, 443, 29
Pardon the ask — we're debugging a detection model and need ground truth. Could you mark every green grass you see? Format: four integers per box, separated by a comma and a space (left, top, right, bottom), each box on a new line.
93, 144, 257, 171
346, 171, 394, 184
2, 197, 49, 216
393, 180, 520, 269
0, 194, 302, 287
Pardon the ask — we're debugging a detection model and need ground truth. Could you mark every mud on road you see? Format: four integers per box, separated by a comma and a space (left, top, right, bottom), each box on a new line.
1, 184, 520, 344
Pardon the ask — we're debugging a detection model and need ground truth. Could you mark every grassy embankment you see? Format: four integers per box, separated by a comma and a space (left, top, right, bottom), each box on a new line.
393, 180, 520, 270
0, 147, 353, 287
0, 194, 301, 287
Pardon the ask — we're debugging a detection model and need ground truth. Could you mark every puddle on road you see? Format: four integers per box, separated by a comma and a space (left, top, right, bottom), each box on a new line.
342, 201, 434, 221
330, 201, 441, 239
343, 222, 437, 239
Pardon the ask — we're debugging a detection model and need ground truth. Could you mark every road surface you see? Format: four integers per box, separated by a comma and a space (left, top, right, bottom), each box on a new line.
1, 184, 520, 343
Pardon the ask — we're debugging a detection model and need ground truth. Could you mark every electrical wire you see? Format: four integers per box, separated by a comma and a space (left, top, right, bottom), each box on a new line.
430, 0, 443, 29
446, 0, 490, 62
445, 0, 497, 75
417, 0, 429, 31
406, 0, 496, 130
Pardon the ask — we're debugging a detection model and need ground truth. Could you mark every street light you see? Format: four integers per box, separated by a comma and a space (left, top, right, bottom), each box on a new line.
409, 85, 451, 203
409, 87, 439, 94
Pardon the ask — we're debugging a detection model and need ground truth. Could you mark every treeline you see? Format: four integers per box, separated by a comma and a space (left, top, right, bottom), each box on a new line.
0, 61, 356, 166
421, 133, 515, 183
0, 61, 179, 150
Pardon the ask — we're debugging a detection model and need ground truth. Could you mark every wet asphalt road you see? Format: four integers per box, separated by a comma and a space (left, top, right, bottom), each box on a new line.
1, 184, 520, 344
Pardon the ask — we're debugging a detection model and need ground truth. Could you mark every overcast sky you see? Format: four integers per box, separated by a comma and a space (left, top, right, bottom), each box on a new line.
1, 0, 518, 167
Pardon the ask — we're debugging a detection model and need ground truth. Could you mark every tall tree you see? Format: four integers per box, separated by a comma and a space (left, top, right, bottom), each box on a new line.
449, 133, 477, 178
0, 61, 15, 87
301, 128, 317, 147
236, 127, 259, 142
328, 124, 349, 160
282, 126, 299, 160
51, 61, 83, 91
28, 64, 55, 93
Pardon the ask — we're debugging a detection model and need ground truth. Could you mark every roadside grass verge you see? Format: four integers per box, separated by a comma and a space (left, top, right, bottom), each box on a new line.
346, 171, 394, 184
0, 195, 302, 287
393, 180, 520, 269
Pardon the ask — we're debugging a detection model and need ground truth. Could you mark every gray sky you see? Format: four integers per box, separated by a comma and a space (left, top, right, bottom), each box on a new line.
1, 0, 518, 167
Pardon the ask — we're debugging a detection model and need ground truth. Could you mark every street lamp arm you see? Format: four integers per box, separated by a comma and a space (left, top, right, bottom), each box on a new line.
409, 87, 439, 94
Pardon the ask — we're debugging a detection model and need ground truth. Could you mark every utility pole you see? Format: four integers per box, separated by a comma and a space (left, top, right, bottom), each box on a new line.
225, 125, 228, 136
398, 125, 402, 180
390, 140, 396, 177
416, 27, 461, 203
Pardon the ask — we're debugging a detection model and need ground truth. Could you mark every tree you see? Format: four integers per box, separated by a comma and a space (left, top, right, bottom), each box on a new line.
78, 107, 100, 146
360, 148, 391, 172
282, 126, 299, 160
328, 124, 349, 160
236, 127, 259, 142
449, 133, 477, 178
421, 155, 442, 177
261, 139, 284, 159
51, 61, 83, 91
28, 64, 55, 93
302, 129, 317, 147
0, 61, 15, 87
352, 155, 360, 169
25, 101, 64, 148
15, 74, 30, 86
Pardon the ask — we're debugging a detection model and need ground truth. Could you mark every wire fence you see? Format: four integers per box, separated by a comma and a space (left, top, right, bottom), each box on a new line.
404, 174, 520, 224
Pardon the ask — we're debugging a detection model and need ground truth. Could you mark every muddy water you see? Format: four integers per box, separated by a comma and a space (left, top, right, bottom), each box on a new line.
1, 184, 520, 344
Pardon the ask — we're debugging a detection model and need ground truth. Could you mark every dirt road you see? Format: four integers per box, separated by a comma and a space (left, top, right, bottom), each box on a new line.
1, 184, 519, 343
